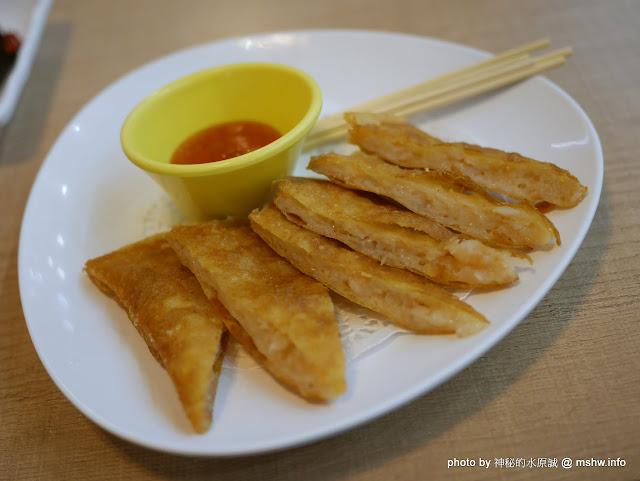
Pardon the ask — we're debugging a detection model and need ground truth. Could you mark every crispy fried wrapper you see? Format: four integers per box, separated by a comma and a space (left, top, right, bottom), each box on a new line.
167, 219, 346, 402
250, 203, 489, 337
346, 112, 587, 208
309, 150, 560, 249
275, 177, 524, 288
84, 233, 229, 434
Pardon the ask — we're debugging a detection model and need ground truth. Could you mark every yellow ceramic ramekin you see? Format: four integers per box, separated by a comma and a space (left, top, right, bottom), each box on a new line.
120, 62, 322, 220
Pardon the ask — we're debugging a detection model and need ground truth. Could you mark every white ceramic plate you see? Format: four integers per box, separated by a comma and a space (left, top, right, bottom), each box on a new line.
18, 30, 602, 456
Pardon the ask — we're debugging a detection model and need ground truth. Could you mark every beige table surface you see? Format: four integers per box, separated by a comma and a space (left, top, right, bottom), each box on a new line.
1, 1, 638, 480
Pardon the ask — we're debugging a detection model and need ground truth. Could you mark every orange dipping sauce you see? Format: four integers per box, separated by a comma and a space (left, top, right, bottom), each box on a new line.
170, 120, 282, 165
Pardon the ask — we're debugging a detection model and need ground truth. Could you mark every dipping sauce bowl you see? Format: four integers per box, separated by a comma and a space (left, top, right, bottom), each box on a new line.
120, 62, 322, 220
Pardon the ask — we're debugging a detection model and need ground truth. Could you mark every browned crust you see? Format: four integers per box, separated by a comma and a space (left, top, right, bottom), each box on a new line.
84, 233, 229, 434
250, 203, 489, 337
346, 112, 587, 208
274, 177, 521, 288
308, 150, 560, 249
167, 219, 346, 402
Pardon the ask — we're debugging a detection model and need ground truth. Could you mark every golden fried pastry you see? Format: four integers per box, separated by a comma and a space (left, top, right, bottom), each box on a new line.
274, 177, 522, 288
308, 151, 560, 249
84, 233, 229, 434
167, 219, 346, 402
250, 203, 489, 337
346, 112, 587, 208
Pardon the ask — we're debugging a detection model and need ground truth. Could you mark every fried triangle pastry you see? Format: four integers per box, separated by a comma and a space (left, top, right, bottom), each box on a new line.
274, 177, 523, 288
84, 233, 229, 434
346, 112, 587, 208
167, 219, 346, 402
308, 150, 560, 249
250, 203, 489, 337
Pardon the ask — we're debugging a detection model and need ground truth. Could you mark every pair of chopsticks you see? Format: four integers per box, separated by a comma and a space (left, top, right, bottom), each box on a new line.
303, 38, 572, 151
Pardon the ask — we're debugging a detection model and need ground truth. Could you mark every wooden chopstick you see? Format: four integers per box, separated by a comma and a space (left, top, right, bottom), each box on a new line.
391, 46, 573, 117
313, 38, 550, 129
303, 39, 572, 151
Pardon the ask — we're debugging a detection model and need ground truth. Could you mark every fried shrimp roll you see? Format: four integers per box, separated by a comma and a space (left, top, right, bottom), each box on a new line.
167, 219, 346, 402
309, 151, 560, 249
84, 233, 229, 434
275, 177, 522, 288
250, 203, 489, 337
346, 112, 587, 208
